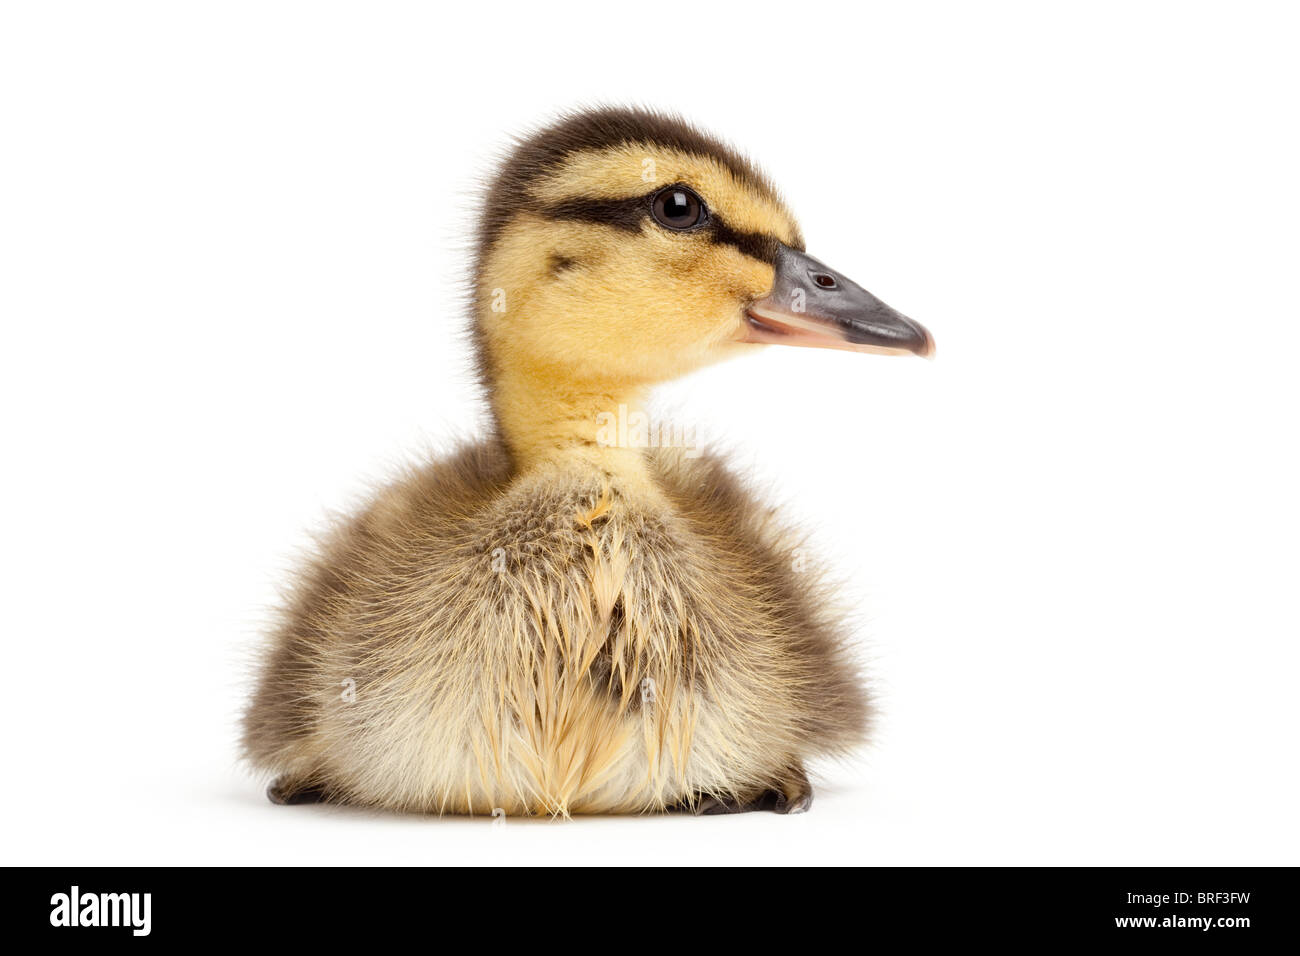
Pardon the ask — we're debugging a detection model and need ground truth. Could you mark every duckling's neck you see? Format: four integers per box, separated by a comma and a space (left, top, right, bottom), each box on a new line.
493, 361, 655, 485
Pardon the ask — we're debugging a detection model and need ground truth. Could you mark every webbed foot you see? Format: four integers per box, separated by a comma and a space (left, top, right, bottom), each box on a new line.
691, 767, 813, 815
267, 778, 328, 805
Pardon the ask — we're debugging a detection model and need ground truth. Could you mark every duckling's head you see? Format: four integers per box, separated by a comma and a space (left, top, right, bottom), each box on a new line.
472, 107, 933, 461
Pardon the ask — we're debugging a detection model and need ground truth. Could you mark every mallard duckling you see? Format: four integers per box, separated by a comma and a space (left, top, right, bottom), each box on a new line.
242, 107, 933, 816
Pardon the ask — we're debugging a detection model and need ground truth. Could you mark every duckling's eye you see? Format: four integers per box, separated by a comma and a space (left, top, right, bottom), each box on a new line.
651, 186, 707, 231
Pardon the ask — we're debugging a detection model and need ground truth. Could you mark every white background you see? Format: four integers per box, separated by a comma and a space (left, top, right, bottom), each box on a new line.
3, 1, 1297, 865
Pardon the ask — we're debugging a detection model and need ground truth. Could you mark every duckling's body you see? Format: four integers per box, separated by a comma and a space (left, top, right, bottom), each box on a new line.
245, 442, 862, 813
243, 107, 932, 815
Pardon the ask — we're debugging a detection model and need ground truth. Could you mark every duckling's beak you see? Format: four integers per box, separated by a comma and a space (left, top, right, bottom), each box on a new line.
744, 244, 935, 358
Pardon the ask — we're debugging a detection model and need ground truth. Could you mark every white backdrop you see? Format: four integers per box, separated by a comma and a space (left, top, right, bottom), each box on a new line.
2, 1, 1297, 865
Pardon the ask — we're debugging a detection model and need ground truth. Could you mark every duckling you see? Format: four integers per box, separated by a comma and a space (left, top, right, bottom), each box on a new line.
242, 107, 933, 816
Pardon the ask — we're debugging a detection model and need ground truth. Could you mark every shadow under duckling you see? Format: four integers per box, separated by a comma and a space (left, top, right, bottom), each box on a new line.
243, 107, 933, 816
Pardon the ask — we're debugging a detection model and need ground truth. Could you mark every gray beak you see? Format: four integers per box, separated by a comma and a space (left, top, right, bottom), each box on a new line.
743, 243, 934, 358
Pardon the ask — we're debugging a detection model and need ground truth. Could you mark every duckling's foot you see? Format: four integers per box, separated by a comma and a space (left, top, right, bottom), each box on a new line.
266, 778, 327, 805
694, 769, 813, 815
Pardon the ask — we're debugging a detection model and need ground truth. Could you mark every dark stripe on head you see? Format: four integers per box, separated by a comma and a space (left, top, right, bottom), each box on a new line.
710, 220, 782, 264
543, 195, 646, 233
541, 192, 785, 266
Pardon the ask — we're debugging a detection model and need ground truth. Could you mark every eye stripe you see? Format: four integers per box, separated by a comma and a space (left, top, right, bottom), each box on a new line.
539, 195, 782, 265
709, 221, 780, 265
542, 195, 645, 232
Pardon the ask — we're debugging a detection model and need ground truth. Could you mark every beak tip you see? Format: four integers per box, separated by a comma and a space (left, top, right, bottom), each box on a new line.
913, 328, 937, 360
